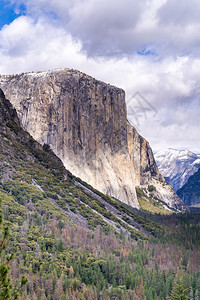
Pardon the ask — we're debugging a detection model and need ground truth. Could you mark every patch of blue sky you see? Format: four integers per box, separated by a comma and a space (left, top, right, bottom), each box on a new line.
0, 1, 26, 29
137, 47, 157, 57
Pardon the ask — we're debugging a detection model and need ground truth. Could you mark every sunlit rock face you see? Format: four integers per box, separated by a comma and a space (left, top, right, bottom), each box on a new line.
0, 69, 185, 209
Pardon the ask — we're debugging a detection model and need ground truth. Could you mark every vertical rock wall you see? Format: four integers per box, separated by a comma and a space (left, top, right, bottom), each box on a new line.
0, 69, 185, 209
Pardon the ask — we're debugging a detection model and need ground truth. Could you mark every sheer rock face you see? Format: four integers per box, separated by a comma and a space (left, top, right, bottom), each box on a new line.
0, 69, 185, 209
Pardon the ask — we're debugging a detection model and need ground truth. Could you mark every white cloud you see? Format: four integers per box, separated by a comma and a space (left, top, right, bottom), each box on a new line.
10, 0, 200, 57
0, 16, 86, 74
0, 0, 200, 153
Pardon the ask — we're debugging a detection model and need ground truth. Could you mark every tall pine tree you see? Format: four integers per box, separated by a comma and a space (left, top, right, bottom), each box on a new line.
0, 196, 27, 299
169, 266, 189, 300
0, 197, 12, 299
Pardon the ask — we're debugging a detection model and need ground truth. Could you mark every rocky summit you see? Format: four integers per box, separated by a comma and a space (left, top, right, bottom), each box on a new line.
0, 69, 185, 209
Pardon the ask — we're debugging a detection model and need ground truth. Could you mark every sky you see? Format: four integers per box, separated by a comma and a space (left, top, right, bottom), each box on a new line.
0, 0, 200, 153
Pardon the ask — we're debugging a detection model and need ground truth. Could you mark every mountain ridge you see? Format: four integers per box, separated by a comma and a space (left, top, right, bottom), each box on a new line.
155, 148, 200, 192
177, 167, 200, 206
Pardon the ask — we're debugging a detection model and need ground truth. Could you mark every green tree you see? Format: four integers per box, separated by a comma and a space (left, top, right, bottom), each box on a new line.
0, 198, 12, 299
169, 267, 189, 300
0, 197, 27, 299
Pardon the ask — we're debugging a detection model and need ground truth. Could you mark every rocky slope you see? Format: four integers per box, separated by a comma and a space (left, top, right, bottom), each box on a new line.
0, 69, 185, 209
155, 149, 200, 191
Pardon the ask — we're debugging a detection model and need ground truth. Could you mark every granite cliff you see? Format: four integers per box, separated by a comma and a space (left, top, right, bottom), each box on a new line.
0, 69, 185, 209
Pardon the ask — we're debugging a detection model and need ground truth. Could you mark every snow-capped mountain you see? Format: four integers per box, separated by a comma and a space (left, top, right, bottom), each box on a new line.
154, 149, 200, 191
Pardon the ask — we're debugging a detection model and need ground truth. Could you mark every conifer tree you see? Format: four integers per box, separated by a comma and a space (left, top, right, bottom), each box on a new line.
0, 197, 27, 299
169, 267, 189, 300
0, 198, 12, 299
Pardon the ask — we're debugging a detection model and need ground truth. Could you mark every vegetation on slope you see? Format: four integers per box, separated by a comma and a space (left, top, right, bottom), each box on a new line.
1, 195, 200, 299
136, 187, 175, 214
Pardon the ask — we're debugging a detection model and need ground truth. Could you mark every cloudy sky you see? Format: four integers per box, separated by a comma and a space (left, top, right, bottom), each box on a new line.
0, 0, 200, 153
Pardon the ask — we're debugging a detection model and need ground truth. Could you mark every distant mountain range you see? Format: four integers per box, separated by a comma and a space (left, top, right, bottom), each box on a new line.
155, 149, 200, 191
155, 148, 200, 206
